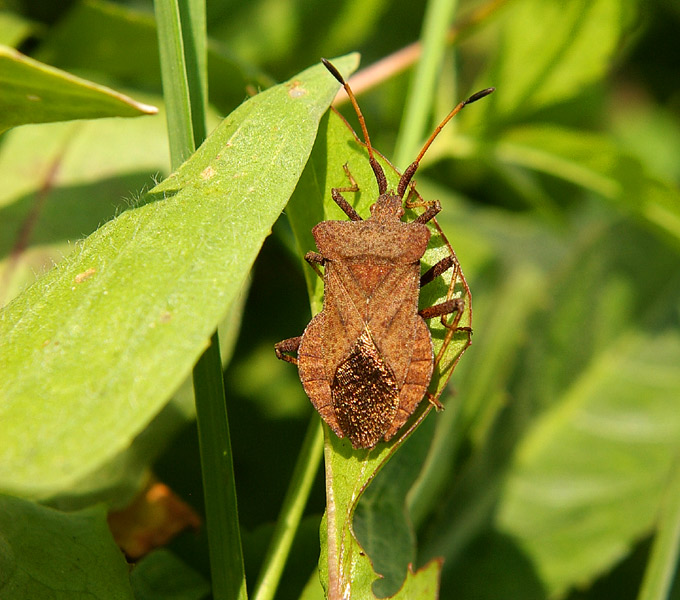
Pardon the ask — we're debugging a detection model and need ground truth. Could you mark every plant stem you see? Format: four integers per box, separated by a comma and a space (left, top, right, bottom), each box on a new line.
154, 1, 247, 599
251, 416, 324, 600
393, 0, 459, 169
155, 0, 194, 166
193, 333, 247, 600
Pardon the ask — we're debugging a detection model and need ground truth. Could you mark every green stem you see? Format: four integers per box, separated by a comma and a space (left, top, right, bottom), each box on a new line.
193, 333, 247, 600
178, 0, 208, 145
154, 1, 247, 599
154, 0, 195, 166
393, 0, 459, 169
252, 416, 324, 600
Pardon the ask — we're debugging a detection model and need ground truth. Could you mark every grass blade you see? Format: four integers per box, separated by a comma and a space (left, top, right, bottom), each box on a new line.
393, 0, 459, 168
154, 0, 195, 165
251, 417, 324, 600
155, 1, 245, 598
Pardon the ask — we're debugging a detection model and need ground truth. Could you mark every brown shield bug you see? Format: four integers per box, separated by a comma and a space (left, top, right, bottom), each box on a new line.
275, 58, 494, 449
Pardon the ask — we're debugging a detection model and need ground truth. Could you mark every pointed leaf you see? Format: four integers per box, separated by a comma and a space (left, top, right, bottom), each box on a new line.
495, 331, 680, 595
0, 44, 157, 133
0, 54, 359, 500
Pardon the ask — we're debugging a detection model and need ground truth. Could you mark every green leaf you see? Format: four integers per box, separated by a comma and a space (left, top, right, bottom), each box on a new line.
427, 213, 680, 597
409, 197, 680, 597
321, 431, 443, 599
0, 100, 172, 307
0, 494, 132, 599
495, 125, 680, 245
0, 97, 231, 509
284, 106, 472, 597
496, 331, 680, 595
395, 560, 443, 598
0, 44, 157, 133
154, 0, 197, 167
130, 549, 210, 600
34, 0, 272, 114
480, 0, 626, 121
0, 54, 358, 500
353, 425, 434, 597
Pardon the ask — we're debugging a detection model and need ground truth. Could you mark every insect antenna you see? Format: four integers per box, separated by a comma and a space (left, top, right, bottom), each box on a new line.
397, 87, 495, 199
322, 58, 388, 195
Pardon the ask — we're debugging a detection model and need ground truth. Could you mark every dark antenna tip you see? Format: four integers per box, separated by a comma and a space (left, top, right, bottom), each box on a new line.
464, 87, 495, 105
321, 58, 345, 85
399, 85, 495, 197
321, 57, 380, 173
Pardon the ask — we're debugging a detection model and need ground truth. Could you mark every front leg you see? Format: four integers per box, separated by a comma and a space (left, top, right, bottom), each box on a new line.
403, 183, 443, 223
332, 163, 362, 221
274, 336, 302, 365
305, 251, 325, 279
413, 200, 442, 225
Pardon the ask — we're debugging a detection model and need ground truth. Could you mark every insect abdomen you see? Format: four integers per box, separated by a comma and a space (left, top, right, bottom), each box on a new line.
331, 330, 399, 449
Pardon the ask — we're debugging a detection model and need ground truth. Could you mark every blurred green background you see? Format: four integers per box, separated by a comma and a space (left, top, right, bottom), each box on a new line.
1, 0, 679, 599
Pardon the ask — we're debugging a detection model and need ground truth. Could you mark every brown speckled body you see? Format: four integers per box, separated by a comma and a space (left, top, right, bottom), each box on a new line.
296, 196, 434, 449
274, 58, 487, 449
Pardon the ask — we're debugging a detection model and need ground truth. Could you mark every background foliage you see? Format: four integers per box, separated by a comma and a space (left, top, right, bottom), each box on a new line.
1, 0, 679, 599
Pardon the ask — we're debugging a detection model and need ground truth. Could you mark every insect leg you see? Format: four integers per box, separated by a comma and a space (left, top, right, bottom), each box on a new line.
420, 255, 454, 287
403, 184, 428, 210
413, 200, 442, 225
403, 182, 442, 223
337, 163, 359, 192
425, 217, 473, 370
331, 165, 363, 221
419, 298, 464, 321
304, 251, 325, 279
425, 390, 445, 410
274, 336, 302, 365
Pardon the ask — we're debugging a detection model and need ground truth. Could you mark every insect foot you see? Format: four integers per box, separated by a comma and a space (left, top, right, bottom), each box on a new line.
274, 59, 493, 449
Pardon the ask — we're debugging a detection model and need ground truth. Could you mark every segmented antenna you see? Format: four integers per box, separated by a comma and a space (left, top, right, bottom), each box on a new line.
397, 87, 495, 198
322, 58, 387, 195
322, 59, 494, 200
